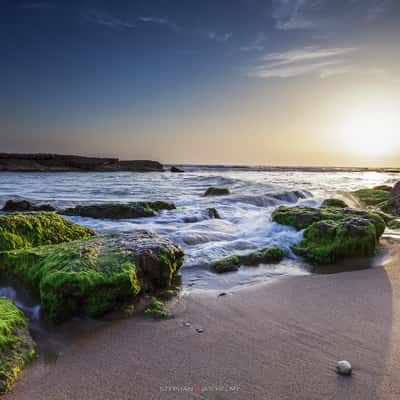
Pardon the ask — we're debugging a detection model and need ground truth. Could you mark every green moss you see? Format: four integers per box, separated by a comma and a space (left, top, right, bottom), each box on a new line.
144, 300, 169, 319
352, 188, 391, 212
321, 198, 348, 208
0, 297, 35, 395
149, 201, 176, 212
293, 218, 378, 264
240, 247, 286, 266
272, 205, 385, 238
212, 256, 240, 273
204, 187, 230, 196
0, 212, 94, 252
157, 289, 179, 301
0, 238, 140, 322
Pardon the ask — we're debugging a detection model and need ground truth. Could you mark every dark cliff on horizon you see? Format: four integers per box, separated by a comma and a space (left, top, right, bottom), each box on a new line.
0, 154, 164, 172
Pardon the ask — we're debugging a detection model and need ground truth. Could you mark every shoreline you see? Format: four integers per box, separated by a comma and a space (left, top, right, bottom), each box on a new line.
5, 238, 400, 399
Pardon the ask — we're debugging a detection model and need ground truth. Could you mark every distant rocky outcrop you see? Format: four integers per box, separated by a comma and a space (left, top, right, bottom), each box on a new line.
0, 154, 164, 172
204, 187, 230, 196
2, 200, 56, 213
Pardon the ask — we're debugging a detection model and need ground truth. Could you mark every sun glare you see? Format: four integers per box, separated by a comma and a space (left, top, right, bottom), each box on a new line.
339, 102, 400, 157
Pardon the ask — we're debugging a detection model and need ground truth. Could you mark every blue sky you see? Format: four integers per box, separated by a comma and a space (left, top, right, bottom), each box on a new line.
1, 0, 400, 166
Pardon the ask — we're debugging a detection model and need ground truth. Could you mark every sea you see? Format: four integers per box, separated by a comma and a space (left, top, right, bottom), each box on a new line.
0, 166, 399, 315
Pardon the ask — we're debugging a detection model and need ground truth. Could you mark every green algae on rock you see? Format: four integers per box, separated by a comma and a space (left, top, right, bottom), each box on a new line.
212, 247, 286, 273
62, 201, 176, 219
272, 204, 386, 264
293, 218, 378, 264
321, 198, 348, 208
0, 297, 35, 395
351, 188, 391, 211
144, 300, 169, 319
272, 205, 385, 237
0, 232, 184, 322
2, 200, 57, 213
212, 256, 240, 273
0, 212, 94, 252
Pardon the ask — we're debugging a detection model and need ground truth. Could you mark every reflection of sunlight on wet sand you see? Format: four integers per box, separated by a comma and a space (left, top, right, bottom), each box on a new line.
379, 238, 400, 399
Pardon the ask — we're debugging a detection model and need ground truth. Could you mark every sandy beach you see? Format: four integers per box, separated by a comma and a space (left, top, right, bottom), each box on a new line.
2, 237, 399, 400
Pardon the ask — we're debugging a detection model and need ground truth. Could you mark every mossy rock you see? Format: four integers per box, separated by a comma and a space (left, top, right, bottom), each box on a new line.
212, 247, 286, 273
239, 247, 286, 266
272, 205, 385, 237
321, 198, 348, 208
293, 217, 378, 264
352, 188, 391, 212
372, 185, 392, 192
0, 297, 36, 395
0, 212, 94, 252
2, 200, 56, 213
144, 300, 169, 319
63, 201, 176, 219
212, 256, 240, 273
0, 232, 184, 323
204, 187, 230, 196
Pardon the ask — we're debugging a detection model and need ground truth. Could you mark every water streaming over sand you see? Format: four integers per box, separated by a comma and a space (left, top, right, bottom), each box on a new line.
0, 167, 398, 295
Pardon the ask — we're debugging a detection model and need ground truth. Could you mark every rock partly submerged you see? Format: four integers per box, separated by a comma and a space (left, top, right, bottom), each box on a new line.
2, 200, 57, 213
0, 153, 164, 172
62, 201, 176, 219
204, 187, 230, 196
272, 204, 385, 264
170, 166, 184, 173
0, 297, 35, 395
212, 247, 286, 273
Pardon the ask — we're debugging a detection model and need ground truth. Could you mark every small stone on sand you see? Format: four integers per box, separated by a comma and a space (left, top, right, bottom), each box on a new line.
336, 360, 352, 376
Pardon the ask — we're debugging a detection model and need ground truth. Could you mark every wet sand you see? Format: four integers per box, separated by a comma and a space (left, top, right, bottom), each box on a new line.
5, 239, 400, 400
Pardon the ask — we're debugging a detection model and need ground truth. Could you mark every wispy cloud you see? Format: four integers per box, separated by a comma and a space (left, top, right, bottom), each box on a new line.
273, 0, 321, 30
240, 32, 266, 52
83, 9, 136, 31
206, 31, 233, 43
248, 46, 356, 79
138, 16, 181, 32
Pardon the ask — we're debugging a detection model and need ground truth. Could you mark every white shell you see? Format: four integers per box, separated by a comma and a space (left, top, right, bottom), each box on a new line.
336, 360, 352, 375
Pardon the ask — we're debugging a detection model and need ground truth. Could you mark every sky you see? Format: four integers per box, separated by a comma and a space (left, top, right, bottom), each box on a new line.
1, 0, 400, 167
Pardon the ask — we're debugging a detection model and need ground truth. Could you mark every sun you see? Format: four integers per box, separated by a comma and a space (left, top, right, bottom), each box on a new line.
339, 102, 400, 157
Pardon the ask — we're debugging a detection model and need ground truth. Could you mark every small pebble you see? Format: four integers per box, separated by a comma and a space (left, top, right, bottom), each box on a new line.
336, 360, 352, 376
218, 292, 227, 297
183, 322, 192, 327
196, 328, 204, 333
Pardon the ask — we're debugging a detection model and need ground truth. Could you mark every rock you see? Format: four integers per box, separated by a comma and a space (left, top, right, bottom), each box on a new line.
204, 187, 230, 196
389, 182, 400, 215
352, 188, 390, 211
336, 360, 352, 376
211, 256, 240, 273
218, 292, 227, 297
170, 166, 184, 173
388, 219, 400, 230
273, 205, 386, 264
293, 217, 378, 264
0, 212, 94, 252
196, 328, 204, 333
239, 247, 286, 266
211, 247, 286, 273
207, 207, 221, 219
321, 198, 348, 208
62, 201, 176, 219
158, 289, 179, 301
0, 153, 164, 172
144, 300, 169, 319
0, 297, 36, 395
2, 199, 56, 213
0, 231, 184, 322
272, 205, 385, 237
